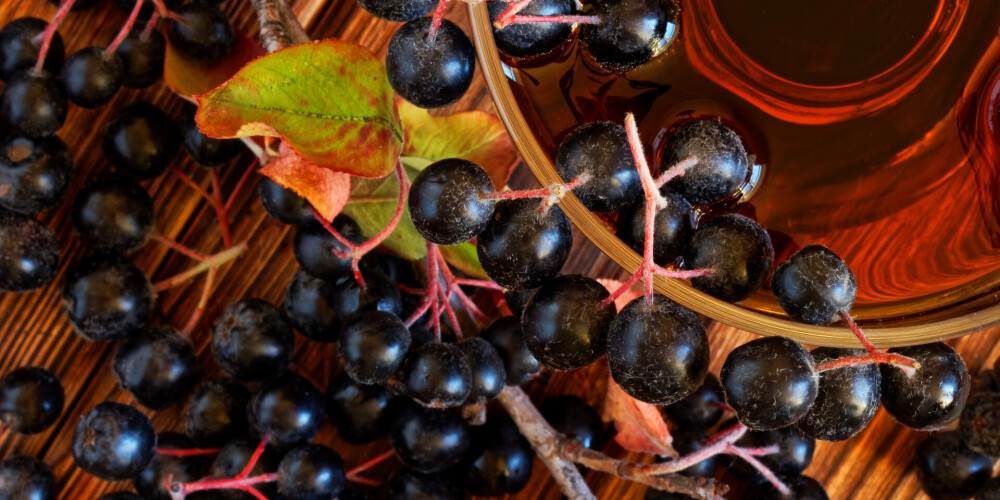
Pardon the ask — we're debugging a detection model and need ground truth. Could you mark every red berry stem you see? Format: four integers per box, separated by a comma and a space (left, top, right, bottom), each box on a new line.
166, 472, 277, 500
493, 0, 534, 28
105, 0, 145, 55
152, 0, 187, 23
33, 0, 77, 75
224, 161, 259, 212
345, 449, 394, 486
152, 234, 209, 261
210, 170, 235, 248
181, 266, 216, 336
811, 311, 920, 375
153, 243, 248, 292
600, 113, 711, 309
174, 170, 214, 203
141, 10, 160, 41
723, 444, 791, 496
496, 14, 601, 29
156, 447, 222, 457
239, 435, 270, 478
453, 278, 504, 291
479, 173, 590, 214
435, 248, 487, 325
428, 0, 450, 43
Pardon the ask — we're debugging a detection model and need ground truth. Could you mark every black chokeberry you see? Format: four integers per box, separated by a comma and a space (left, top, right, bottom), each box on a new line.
684, 213, 774, 302
103, 102, 181, 179
284, 270, 341, 342
481, 315, 541, 385
325, 372, 399, 444
488, 0, 576, 59
721, 336, 817, 430
0, 367, 64, 434
755, 475, 829, 500
184, 377, 252, 448
0, 18, 64, 81
608, 294, 708, 405
61, 46, 123, 108
400, 341, 473, 408
796, 347, 880, 442
134, 432, 210, 500
408, 158, 495, 245
961, 392, 1000, 456
978, 477, 1000, 500
0, 135, 74, 215
71, 174, 154, 253
1, 70, 68, 137
293, 216, 364, 278
457, 337, 507, 401
212, 438, 281, 500
211, 298, 294, 382
579, 0, 679, 72
539, 395, 604, 449
663, 119, 749, 205
617, 188, 693, 266
61, 254, 154, 341
384, 467, 462, 500
772, 245, 858, 325
179, 102, 242, 167
521, 274, 616, 371
391, 404, 471, 473
915, 431, 994, 499
478, 198, 572, 290
250, 373, 325, 450
167, 2, 236, 62
0, 211, 60, 292
261, 177, 317, 226
72, 402, 157, 481
114, 28, 166, 88
338, 310, 411, 385
386, 18, 476, 108
278, 444, 347, 500
662, 373, 725, 431
112, 326, 198, 410
881, 342, 970, 431
555, 121, 641, 212
331, 268, 403, 321
356, 0, 436, 22
0, 456, 55, 500
461, 411, 533, 496
725, 424, 815, 484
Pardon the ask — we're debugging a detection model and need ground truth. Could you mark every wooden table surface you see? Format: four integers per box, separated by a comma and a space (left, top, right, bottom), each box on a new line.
1, 0, 998, 499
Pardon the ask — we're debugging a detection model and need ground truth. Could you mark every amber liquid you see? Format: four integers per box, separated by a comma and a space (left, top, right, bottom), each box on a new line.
504, 0, 1000, 310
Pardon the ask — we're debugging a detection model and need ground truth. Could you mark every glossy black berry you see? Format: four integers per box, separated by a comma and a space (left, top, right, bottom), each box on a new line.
283, 271, 340, 342
555, 121, 641, 212
184, 377, 252, 448
211, 298, 294, 382
0, 367, 64, 434
212, 438, 281, 500
504, 287, 537, 317
338, 310, 411, 385
457, 337, 506, 401
663, 119, 749, 205
663, 373, 725, 431
608, 294, 708, 405
72, 402, 156, 481
480, 315, 541, 385
1, 70, 68, 137
580, 0, 679, 72
112, 326, 198, 410
71, 174, 154, 253
961, 392, 1000, 456
103, 102, 181, 179
772, 245, 858, 325
521, 274, 615, 371
134, 432, 210, 500
461, 411, 533, 496
333, 267, 403, 318
617, 188, 693, 266
400, 341, 473, 407
61, 47, 123, 108
797, 347, 880, 442
384, 467, 462, 500
293, 217, 364, 278
488, 0, 575, 59
261, 177, 317, 226
684, 213, 774, 302
386, 18, 476, 108
0, 211, 60, 292
915, 432, 993, 499
114, 28, 166, 88
478, 198, 572, 290
167, 2, 236, 62
61, 254, 154, 341
0, 18, 63, 81
755, 475, 829, 500
277, 444, 346, 500
357, 0, 436, 22
408, 158, 495, 245
0, 456, 55, 500
325, 372, 398, 444
391, 404, 471, 473
725, 424, 815, 484
539, 395, 605, 449
721, 336, 817, 430
250, 373, 325, 450
0, 135, 74, 215
178, 102, 241, 167
881, 342, 970, 431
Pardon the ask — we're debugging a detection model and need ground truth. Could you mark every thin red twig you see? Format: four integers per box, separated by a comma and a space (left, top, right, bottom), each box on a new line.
497, 14, 601, 28
428, 0, 450, 43
106, 0, 144, 55
141, 10, 160, 40
153, 234, 208, 261
811, 311, 919, 375
156, 447, 221, 457
225, 160, 258, 212
175, 170, 213, 202
345, 450, 394, 486
182, 266, 216, 337
153, 243, 247, 293
724, 444, 790, 495
152, 0, 186, 22
494, 0, 532, 28
33, 0, 77, 74
210, 170, 234, 248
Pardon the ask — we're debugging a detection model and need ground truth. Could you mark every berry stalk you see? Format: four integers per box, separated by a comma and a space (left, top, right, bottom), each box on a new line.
495, 14, 601, 29
812, 311, 920, 375
105, 0, 145, 55
153, 243, 247, 292
156, 447, 221, 457
479, 173, 590, 213
32, 0, 78, 75
345, 449, 394, 486
428, 0, 450, 43
141, 10, 160, 40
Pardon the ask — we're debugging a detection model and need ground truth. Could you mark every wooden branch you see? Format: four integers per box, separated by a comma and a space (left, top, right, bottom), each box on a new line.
250, 0, 310, 53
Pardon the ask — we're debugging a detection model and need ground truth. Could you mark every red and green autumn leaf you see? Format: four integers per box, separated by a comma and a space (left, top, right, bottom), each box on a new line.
260, 143, 350, 222
603, 378, 677, 457
164, 27, 265, 97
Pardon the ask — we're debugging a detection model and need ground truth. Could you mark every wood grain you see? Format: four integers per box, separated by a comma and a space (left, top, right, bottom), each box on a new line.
0, 0, 996, 499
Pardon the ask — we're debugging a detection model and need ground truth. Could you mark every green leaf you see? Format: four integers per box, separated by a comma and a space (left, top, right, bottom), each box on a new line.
196, 39, 402, 178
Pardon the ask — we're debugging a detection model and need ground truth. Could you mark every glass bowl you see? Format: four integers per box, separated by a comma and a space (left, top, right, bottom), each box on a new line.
466, 0, 1000, 347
